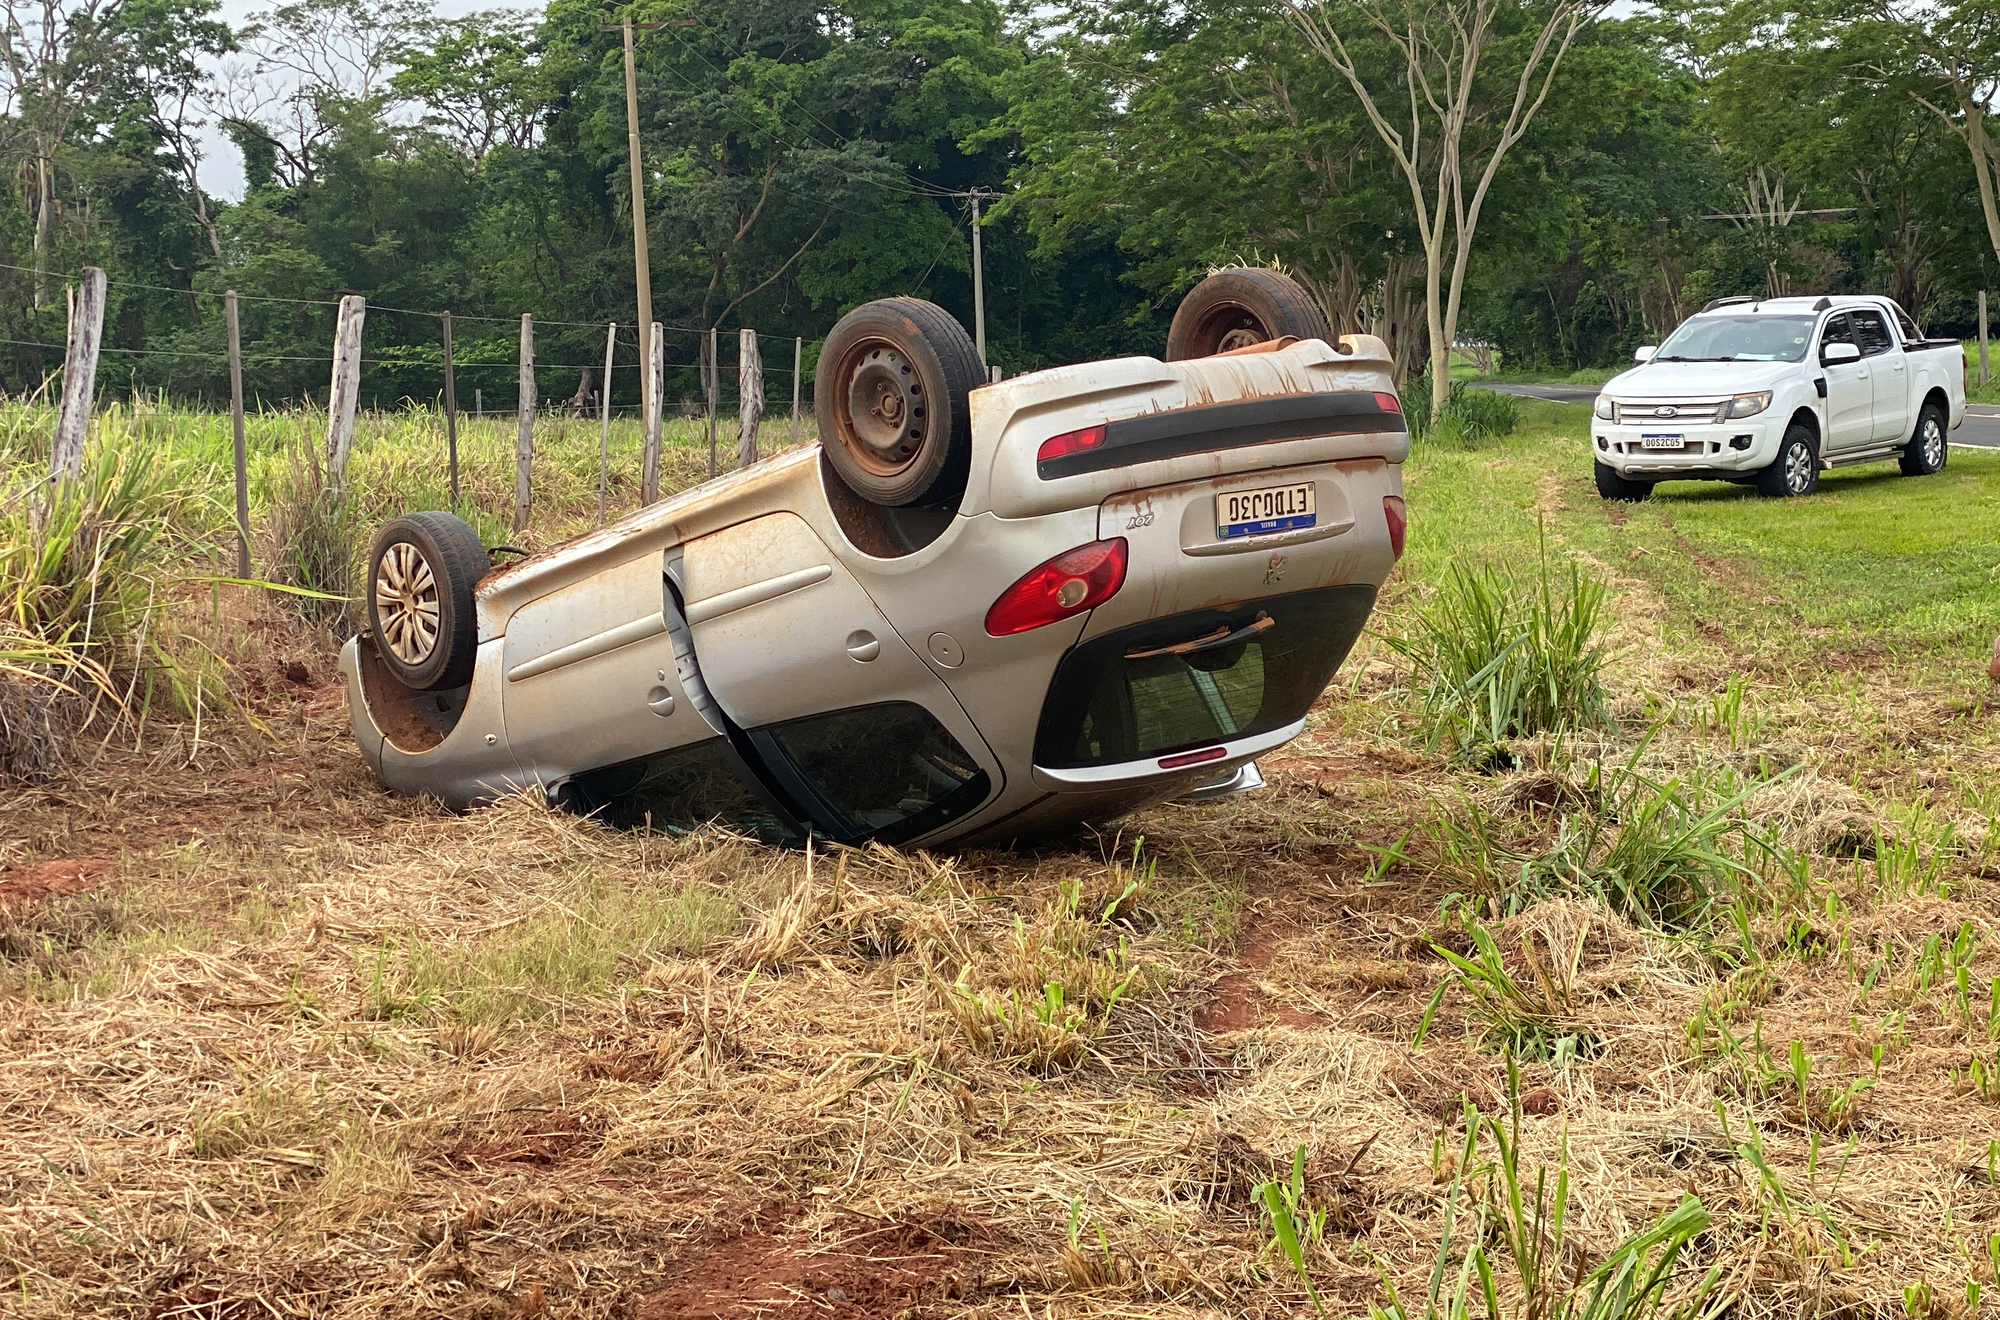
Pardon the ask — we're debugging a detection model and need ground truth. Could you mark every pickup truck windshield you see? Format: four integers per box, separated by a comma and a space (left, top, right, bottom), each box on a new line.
1654, 314, 1817, 363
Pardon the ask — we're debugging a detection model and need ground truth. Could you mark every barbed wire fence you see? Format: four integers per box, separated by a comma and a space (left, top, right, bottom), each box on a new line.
16, 263, 818, 572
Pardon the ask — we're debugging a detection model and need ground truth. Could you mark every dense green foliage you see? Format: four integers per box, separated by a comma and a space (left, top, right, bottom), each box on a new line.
0, 0, 1994, 406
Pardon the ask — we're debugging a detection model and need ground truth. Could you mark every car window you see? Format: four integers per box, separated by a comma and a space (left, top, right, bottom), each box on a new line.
1851, 309, 1894, 356
1894, 307, 1923, 343
558, 738, 803, 844
1820, 313, 1854, 349
760, 702, 990, 844
1653, 314, 1816, 363
1035, 585, 1374, 769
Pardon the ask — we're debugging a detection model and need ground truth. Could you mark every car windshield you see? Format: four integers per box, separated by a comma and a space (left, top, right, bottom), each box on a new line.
1654, 314, 1817, 363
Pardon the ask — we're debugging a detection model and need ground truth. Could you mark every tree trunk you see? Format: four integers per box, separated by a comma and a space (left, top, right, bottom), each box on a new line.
1960, 99, 2000, 270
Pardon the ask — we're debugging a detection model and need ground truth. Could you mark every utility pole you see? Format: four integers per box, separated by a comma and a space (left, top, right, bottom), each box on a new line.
602, 13, 697, 433
969, 189, 988, 370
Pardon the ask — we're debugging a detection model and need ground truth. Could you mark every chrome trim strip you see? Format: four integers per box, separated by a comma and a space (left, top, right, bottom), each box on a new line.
1031, 718, 1305, 788
507, 612, 666, 682
684, 564, 833, 626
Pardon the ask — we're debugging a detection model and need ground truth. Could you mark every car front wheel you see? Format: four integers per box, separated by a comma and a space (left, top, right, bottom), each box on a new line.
1757, 424, 1820, 498
1900, 401, 1948, 476
1594, 460, 1652, 502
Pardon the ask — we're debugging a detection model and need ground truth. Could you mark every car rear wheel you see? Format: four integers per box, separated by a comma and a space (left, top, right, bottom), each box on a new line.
367, 511, 486, 690
1757, 424, 1820, 498
1165, 267, 1332, 360
1900, 401, 1948, 476
1594, 460, 1652, 502
816, 297, 983, 508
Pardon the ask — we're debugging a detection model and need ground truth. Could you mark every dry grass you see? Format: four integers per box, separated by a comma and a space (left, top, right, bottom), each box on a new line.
5, 407, 2000, 1316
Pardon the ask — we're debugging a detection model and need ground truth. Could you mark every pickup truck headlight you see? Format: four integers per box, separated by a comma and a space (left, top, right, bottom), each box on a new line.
1593, 395, 1614, 420
1721, 391, 1772, 419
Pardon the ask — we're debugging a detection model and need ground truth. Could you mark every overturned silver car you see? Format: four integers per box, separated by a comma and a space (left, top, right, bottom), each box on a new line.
340, 269, 1410, 847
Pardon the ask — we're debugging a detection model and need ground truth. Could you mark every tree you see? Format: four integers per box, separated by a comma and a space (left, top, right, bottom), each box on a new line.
1280, 0, 1603, 419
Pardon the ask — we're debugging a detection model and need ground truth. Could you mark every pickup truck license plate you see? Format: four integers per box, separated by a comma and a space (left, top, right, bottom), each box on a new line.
1218, 482, 1315, 539
1640, 433, 1685, 449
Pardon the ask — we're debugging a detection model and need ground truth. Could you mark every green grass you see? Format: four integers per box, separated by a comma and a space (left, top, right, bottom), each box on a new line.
1403, 399, 2000, 677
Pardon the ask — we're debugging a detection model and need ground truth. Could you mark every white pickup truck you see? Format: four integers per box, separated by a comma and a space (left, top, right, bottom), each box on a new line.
1591, 294, 1966, 500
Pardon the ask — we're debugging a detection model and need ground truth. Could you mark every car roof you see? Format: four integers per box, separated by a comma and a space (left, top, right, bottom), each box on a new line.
1693, 295, 1893, 316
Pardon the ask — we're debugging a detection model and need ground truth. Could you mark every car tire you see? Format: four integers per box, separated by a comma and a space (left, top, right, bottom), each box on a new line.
1757, 424, 1820, 498
816, 297, 983, 508
1594, 460, 1652, 502
367, 511, 486, 691
1899, 400, 1948, 476
1165, 267, 1332, 360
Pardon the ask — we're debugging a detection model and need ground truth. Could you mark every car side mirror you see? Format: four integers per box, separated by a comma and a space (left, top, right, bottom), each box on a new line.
1821, 341, 1860, 365
1633, 345, 1656, 363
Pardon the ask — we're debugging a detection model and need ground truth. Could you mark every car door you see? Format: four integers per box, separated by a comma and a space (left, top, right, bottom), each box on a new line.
1851, 308, 1908, 442
500, 550, 705, 786
675, 510, 1002, 841
1818, 313, 1872, 452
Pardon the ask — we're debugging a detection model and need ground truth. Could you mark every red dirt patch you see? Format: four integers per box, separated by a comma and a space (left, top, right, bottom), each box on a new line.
639, 1215, 978, 1319
0, 857, 111, 911
1197, 917, 1320, 1033
434, 1109, 598, 1170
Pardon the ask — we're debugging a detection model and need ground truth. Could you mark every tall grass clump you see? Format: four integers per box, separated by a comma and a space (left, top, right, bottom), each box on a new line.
1399, 378, 1523, 447
1386, 535, 1611, 758
262, 429, 361, 634
1431, 746, 1778, 931
0, 435, 228, 775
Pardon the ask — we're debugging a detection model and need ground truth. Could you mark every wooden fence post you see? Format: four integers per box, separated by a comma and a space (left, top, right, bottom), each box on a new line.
442, 311, 459, 504
705, 325, 719, 478
325, 294, 366, 491
515, 313, 535, 533
791, 336, 802, 448
738, 329, 764, 468
643, 321, 664, 503
475, 388, 483, 418
225, 290, 249, 578
599, 321, 616, 522
49, 265, 106, 481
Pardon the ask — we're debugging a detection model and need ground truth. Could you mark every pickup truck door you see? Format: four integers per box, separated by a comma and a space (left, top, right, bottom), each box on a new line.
675, 510, 1001, 843
1818, 314, 1872, 452
1851, 308, 1909, 442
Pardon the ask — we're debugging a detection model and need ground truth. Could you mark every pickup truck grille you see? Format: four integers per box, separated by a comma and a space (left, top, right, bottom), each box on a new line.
1610, 397, 1733, 426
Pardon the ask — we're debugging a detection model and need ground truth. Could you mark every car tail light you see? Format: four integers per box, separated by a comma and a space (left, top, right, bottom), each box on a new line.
1374, 391, 1401, 414
984, 538, 1128, 636
1037, 424, 1107, 464
1383, 496, 1407, 560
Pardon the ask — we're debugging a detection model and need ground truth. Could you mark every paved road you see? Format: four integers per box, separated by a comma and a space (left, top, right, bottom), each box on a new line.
1466, 381, 2000, 448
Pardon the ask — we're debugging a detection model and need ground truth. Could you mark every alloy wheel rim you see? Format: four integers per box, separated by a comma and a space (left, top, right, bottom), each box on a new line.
1786, 442, 1812, 494
1924, 419, 1944, 467
375, 542, 441, 665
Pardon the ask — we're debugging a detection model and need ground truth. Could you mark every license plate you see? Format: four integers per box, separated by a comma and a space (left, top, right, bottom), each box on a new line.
1218, 482, 1315, 538
1640, 433, 1685, 449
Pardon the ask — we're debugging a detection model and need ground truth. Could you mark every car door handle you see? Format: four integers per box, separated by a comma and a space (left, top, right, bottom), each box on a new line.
1126, 612, 1273, 660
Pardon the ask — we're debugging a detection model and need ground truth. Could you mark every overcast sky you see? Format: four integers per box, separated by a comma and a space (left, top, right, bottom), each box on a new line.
197, 0, 506, 200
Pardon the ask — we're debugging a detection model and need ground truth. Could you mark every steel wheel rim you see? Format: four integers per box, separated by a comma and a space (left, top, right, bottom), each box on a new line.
835, 341, 927, 479
1786, 442, 1813, 494
1923, 418, 1944, 467
375, 542, 441, 665
1201, 303, 1267, 353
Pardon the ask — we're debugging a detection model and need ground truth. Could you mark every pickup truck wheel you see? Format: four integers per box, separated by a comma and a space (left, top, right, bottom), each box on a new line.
1899, 401, 1948, 476
367, 512, 486, 691
1594, 460, 1652, 502
1166, 268, 1332, 360
817, 297, 982, 508
1757, 425, 1820, 498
